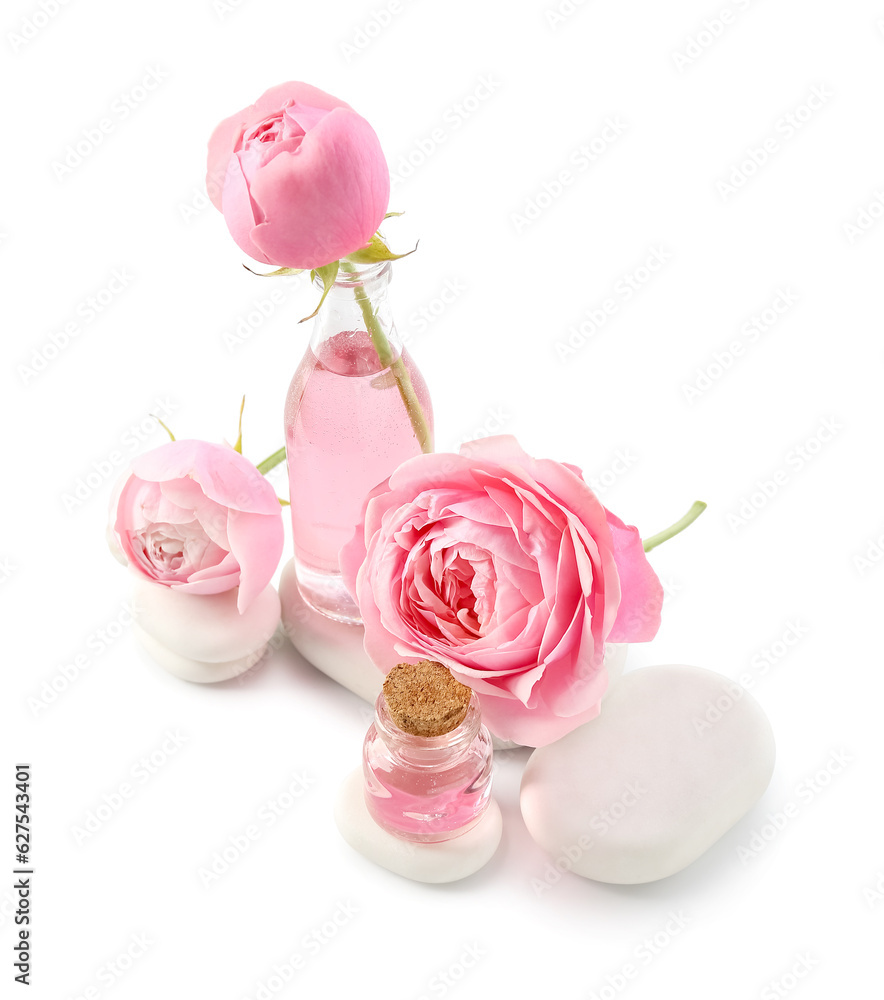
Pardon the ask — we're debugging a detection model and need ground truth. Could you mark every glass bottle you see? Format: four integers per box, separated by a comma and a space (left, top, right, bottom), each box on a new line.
284, 260, 433, 624
362, 688, 494, 844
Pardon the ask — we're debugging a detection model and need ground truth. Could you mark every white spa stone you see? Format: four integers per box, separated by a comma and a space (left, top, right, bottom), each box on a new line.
334, 768, 502, 883
132, 580, 281, 683
520, 664, 776, 884
280, 559, 383, 705
279, 556, 628, 749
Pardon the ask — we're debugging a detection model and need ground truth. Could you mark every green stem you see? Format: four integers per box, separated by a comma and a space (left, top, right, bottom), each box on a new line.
642, 501, 707, 553
256, 447, 286, 476
341, 260, 433, 454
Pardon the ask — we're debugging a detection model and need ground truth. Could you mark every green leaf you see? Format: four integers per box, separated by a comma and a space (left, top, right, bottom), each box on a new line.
346, 233, 418, 265
152, 415, 176, 442
255, 446, 286, 476
233, 396, 246, 454
242, 264, 304, 277
299, 260, 340, 323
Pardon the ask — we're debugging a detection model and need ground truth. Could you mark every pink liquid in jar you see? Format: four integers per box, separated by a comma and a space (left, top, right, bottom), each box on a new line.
362, 693, 494, 843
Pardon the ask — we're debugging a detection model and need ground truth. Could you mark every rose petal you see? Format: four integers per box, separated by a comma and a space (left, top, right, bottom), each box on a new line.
226, 509, 285, 612
475, 686, 604, 746
112, 440, 284, 613
132, 441, 281, 516
605, 510, 663, 643
206, 81, 352, 210
339, 438, 664, 747
284, 103, 330, 133
248, 108, 390, 269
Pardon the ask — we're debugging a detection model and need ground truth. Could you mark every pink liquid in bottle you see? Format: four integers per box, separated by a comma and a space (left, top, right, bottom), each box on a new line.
284, 329, 433, 623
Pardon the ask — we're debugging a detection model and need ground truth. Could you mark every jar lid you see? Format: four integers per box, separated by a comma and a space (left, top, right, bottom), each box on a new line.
383, 661, 472, 738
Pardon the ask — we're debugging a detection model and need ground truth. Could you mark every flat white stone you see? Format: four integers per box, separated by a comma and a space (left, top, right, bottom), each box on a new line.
280, 559, 383, 705
334, 768, 502, 883
520, 664, 776, 884
279, 557, 628, 749
133, 625, 269, 683
132, 580, 281, 683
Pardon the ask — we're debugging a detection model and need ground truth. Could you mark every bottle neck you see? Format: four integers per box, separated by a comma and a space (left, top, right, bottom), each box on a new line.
373, 691, 482, 767
310, 259, 401, 364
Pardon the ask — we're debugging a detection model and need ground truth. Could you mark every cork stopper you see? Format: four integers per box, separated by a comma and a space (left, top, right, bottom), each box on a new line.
382, 661, 473, 738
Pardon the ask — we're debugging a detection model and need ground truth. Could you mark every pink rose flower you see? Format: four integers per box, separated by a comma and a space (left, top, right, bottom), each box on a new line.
340, 436, 663, 747
110, 440, 284, 614
207, 81, 390, 270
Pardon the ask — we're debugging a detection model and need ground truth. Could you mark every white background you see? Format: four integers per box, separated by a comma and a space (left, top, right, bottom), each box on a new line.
4, 0, 883, 997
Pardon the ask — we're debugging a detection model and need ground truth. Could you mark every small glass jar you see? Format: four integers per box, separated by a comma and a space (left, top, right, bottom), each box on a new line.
362, 690, 493, 843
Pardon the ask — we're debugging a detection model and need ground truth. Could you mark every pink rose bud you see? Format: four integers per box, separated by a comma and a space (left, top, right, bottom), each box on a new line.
110, 440, 284, 614
340, 436, 664, 747
207, 81, 391, 270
